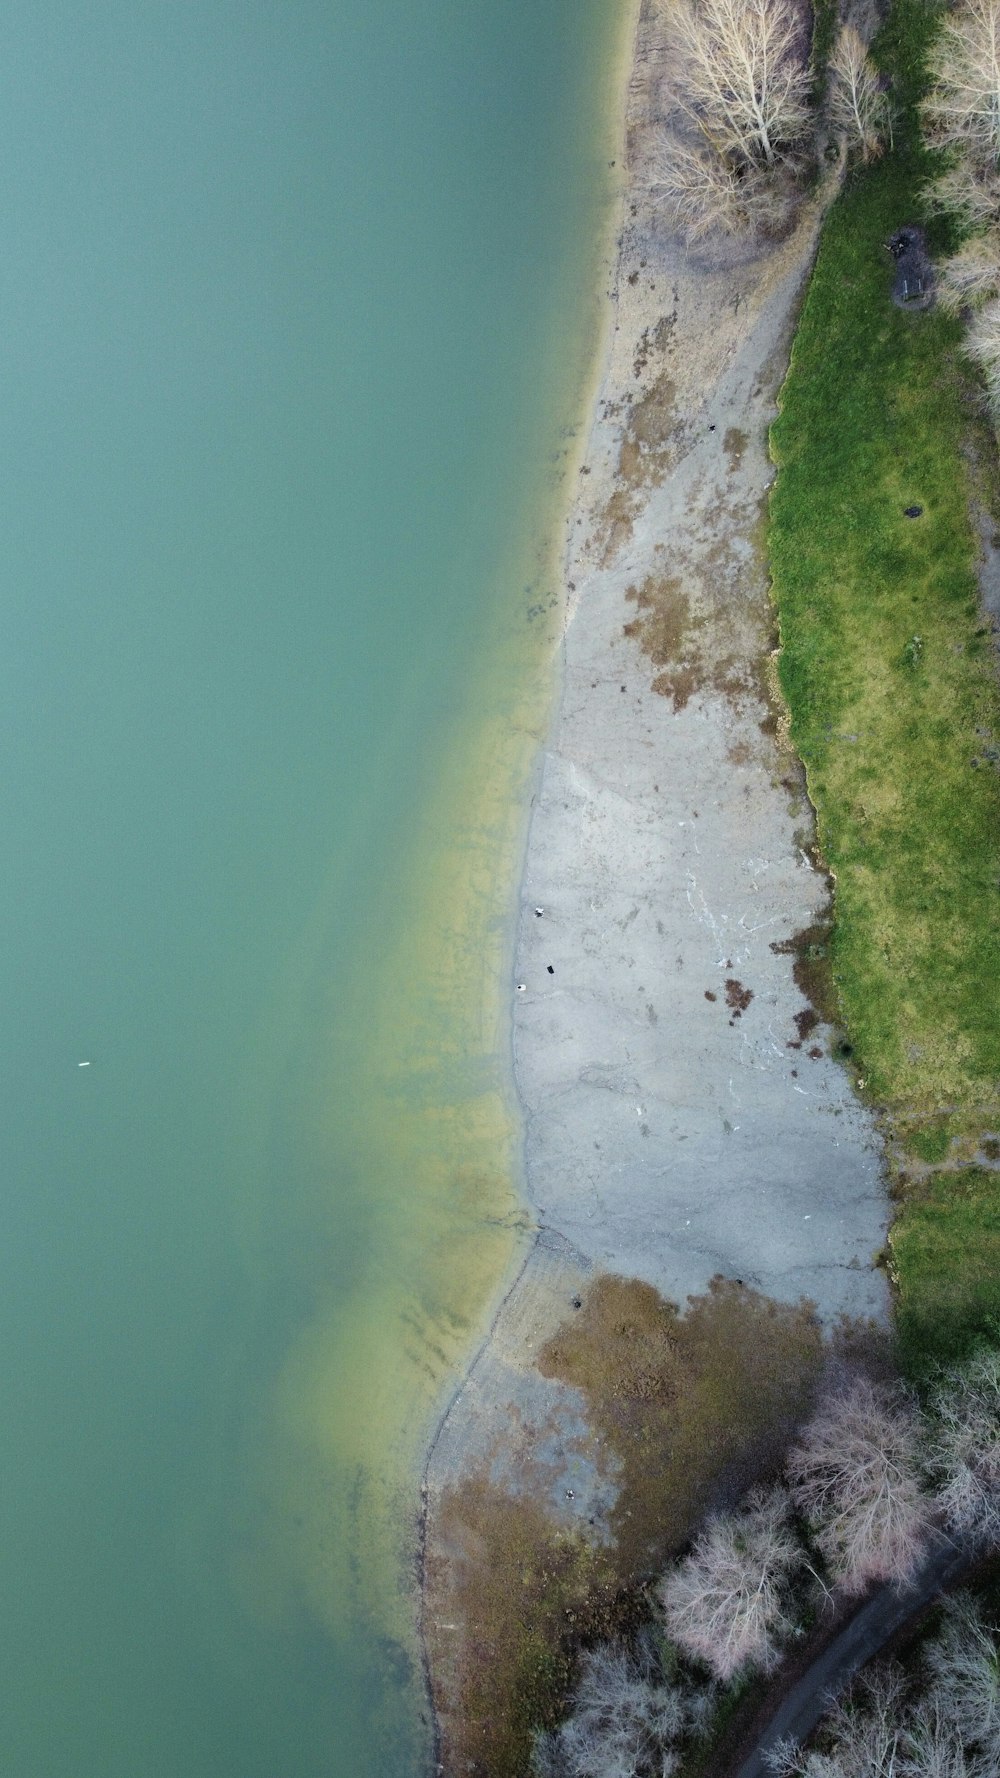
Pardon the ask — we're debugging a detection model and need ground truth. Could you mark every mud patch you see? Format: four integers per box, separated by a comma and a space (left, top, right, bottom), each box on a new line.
723, 425, 749, 470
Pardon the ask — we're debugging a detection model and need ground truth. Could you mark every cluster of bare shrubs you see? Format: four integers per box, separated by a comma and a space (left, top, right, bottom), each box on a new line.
768, 1591, 1000, 1777
923, 0, 1000, 411
530, 1345, 1000, 1778
644, 0, 888, 246
530, 1638, 715, 1778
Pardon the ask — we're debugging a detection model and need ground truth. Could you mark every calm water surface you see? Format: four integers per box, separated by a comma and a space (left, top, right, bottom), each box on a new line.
0, 3, 623, 1773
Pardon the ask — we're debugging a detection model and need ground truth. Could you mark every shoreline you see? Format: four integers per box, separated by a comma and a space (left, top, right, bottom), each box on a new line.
421, 1, 890, 1765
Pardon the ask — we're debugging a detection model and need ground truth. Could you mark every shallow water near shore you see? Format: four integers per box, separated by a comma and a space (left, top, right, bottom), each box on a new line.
0, 3, 626, 1773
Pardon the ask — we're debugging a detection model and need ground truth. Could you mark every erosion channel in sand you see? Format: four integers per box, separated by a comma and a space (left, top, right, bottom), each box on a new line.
424, 2, 890, 1765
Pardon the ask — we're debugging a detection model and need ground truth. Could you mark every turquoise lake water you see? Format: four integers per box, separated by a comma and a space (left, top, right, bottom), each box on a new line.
0, 2, 624, 1774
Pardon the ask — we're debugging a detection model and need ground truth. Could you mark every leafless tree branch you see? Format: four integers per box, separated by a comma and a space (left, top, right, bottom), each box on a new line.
656, 0, 811, 168
828, 25, 891, 161
924, 1345, 1000, 1547
658, 1486, 803, 1682
787, 1378, 931, 1595
923, 0, 1000, 166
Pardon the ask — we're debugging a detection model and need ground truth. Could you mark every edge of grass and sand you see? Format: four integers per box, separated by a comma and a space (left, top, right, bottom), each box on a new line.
767, 0, 1000, 1375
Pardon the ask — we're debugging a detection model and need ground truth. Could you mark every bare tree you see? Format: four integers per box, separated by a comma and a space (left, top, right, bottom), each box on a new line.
923, 0, 1000, 166
769, 1609, 1000, 1778
936, 230, 1000, 312
787, 1378, 931, 1594
926, 161, 1000, 231
765, 1743, 847, 1778
923, 1345, 1000, 1546
657, 0, 812, 167
769, 1665, 910, 1778
658, 1486, 802, 1682
923, 1591, 1000, 1770
647, 0, 812, 240
828, 26, 891, 161
921, 0, 1000, 390
900, 1702, 972, 1778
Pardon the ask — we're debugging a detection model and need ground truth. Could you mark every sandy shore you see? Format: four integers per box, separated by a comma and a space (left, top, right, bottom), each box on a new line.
423, 0, 889, 1755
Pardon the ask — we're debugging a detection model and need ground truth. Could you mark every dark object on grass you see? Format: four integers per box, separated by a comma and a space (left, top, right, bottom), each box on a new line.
884, 226, 934, 310
904, 504, 923, 517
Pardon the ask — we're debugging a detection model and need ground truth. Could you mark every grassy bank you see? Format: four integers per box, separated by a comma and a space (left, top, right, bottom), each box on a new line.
769, 0, 1000, 1369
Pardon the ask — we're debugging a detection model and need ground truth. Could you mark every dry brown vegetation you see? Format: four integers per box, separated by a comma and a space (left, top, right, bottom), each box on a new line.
426, 1478, 625, 1778
425, 1277, 827, 1777
536, 1276, 824, 1582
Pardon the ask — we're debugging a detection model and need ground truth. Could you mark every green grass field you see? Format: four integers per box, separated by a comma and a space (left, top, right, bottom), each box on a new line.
769, 0, 1000, 1369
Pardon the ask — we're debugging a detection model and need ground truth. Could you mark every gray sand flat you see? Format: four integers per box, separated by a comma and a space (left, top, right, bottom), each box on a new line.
516, 253, 886, 1324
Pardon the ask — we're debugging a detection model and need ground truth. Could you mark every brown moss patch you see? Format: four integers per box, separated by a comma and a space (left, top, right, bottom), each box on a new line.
537, 1274, 824, 1580
624, 575, 692, 660
621, 572, 748, 713
725, 978, 753, 1019
771, 917, 838, 1029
